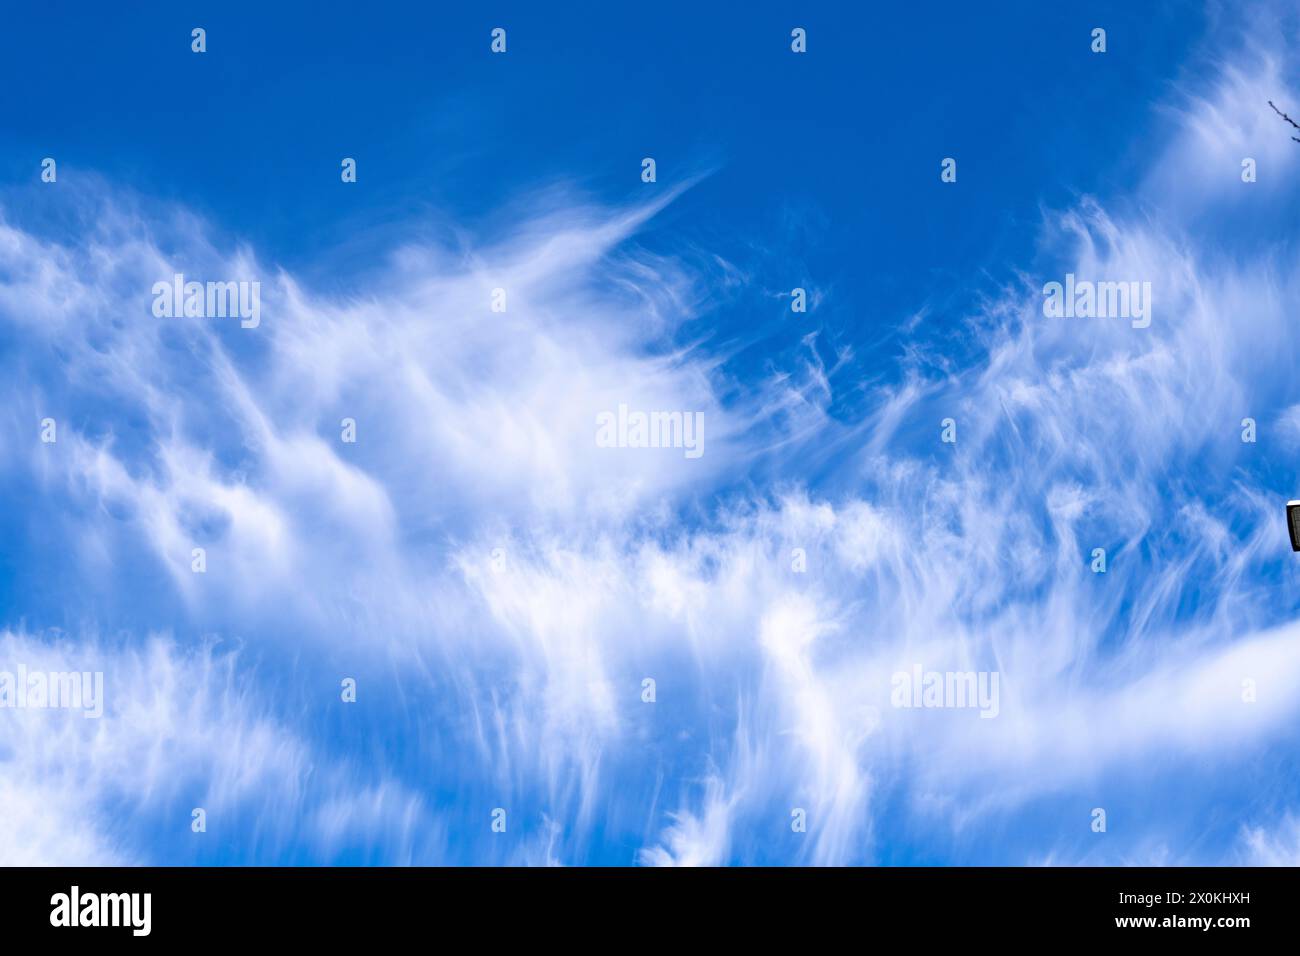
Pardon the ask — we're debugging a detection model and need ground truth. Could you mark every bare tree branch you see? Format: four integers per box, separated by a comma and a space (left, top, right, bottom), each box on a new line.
1269, 99, 1300, 142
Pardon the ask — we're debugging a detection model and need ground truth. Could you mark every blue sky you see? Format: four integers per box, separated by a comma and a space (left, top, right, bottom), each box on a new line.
3, 0, 1300, 865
